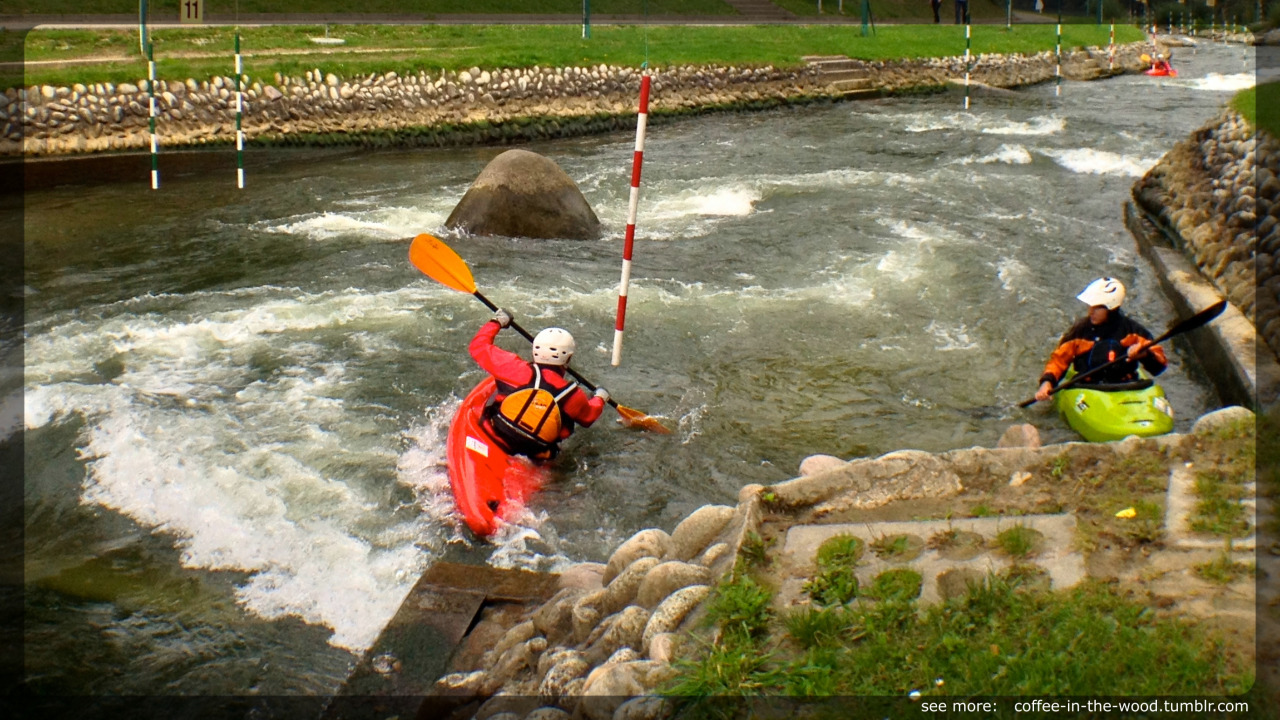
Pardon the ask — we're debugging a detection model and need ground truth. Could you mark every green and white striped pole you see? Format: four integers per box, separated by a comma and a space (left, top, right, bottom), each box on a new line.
235, 34, 245, 189
138, 0, 148, 56
964, 21, 972, 110
147, 42, 159, 189
1055, 3, 1062, 98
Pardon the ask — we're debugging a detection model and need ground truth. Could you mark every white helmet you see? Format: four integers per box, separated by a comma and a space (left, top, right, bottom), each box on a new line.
532, 327, 576, 366
1077, 277, 1126, 310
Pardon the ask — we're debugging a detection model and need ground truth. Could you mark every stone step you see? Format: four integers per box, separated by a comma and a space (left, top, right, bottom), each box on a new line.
809, 61, 864, 75
324, 562, 562, 717
822, 69, 871, 84
831, 78, 875, 93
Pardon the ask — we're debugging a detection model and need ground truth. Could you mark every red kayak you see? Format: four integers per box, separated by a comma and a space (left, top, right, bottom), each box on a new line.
446, 378, 550, 537
1145, 67, 1178, 77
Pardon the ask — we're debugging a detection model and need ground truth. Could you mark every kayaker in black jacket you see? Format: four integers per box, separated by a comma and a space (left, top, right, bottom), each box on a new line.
1034, 278, 1168, 403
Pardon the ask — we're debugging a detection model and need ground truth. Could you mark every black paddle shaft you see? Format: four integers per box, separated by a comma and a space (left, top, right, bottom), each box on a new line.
472, 290, 613, 403
1017, 300, 1227, 409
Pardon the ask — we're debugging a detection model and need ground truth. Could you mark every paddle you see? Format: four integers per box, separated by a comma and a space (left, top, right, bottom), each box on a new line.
1017, 299, 1227, 409
408, 232, 672, 434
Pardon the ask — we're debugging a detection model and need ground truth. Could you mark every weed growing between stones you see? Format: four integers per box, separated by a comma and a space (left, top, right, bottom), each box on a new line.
1193, 552, 1255, 584
994, 525, 1043, 559
782, 606, 856, 650
802, 535, 863, 606
1191, 469, 1252, 538
999, 563, 1051, 592
861, 568, 924, 601
739, 531, 774, 568
869, 533, 924, 561
704, 566, 774, 644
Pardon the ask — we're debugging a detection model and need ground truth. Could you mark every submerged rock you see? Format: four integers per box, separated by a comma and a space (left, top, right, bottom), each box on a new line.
445, 148, 601, 240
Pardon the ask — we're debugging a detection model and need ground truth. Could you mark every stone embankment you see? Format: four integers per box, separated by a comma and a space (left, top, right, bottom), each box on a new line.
1132, 109, 1278, 361
5, 42, 1157, 157
429, 407, 1261, 720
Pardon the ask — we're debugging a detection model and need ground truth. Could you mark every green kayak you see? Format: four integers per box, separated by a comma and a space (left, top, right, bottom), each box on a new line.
1053, 370, 1174, 443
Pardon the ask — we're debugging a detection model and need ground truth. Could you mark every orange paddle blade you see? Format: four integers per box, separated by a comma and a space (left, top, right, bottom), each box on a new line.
409, 233, 478, 294
616, 404, 672, 434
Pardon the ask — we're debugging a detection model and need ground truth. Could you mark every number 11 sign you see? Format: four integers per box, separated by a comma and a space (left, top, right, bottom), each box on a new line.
181, 0, 204, 23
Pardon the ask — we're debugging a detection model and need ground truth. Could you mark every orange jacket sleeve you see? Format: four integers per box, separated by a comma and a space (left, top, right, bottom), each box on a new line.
1040, 338, 1093, 385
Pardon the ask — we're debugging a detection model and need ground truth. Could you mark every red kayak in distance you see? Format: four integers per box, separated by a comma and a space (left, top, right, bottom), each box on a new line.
446, 378, 551, 537
1145, 67, 1178, 77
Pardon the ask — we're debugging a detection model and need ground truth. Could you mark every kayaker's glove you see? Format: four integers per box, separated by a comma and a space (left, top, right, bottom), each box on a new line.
492, 309, 512, 328
593, 387, 610, 404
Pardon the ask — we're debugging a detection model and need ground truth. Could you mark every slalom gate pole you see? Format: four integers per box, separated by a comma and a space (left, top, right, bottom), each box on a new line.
147, 42, 159, 189
235, 34, 245, 188
1108, 23, 1115, 71
612, 72, 651, 367
964, 22, 972, 110
1055, 20, 1062, 97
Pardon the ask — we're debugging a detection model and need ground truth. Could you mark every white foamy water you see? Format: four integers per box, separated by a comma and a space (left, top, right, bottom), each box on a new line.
23, 287, 473, 654
925, 320, 980, 351
648, 186, 758, 219
996, 257, 1031, 294
261, 206, 448, 241
1182, 72, 1258, 92
906, 112, 1065, 137
961, 144, 1034, 166
1040, 148, 1162, 177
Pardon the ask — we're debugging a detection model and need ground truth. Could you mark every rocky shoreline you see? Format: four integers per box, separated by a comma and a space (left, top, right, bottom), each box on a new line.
4, 40, 1183, 158
1133, 107, 1278, 365
422, 406, 1264, 720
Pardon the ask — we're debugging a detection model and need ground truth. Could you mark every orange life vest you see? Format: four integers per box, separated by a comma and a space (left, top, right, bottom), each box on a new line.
492, 364, 579, 446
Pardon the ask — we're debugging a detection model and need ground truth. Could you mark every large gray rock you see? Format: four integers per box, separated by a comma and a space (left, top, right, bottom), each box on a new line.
445, 148, 601, 240
668, 504, 736, 561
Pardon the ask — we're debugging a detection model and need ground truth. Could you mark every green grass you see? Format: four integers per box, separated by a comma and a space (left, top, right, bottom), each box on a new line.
8, 23, 1145, 90
0, 0, 735, 14
861, 568, 923, 600
667, 576, 1254, 698
994, 525, 1042, 558
783, 605, 855, 649
1190, 470, 1251, 538
740, 531, 774, 567
804, 534, 863, 606
705, 568, 775, 643
1193, 553, 1254, 585
870, 533, 910, 556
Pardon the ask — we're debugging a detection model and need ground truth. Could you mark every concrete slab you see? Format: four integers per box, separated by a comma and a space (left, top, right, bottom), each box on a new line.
1165, 465, 1257, 551
781, 513, 1087, 606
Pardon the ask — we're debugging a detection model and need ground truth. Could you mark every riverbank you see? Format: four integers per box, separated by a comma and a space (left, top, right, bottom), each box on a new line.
6, 39, 1166, 158
352, 39, 1276, 715
1130, 106, 1280, 408
409, 405, 1264, 719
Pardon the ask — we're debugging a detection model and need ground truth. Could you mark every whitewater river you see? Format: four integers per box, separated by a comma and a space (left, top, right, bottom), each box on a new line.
18, 42, 1256, 693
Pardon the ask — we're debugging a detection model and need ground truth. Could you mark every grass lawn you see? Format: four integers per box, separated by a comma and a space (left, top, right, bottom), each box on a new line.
0, 0, 735, 15
1232, 82, 1280, 139
666, 568, 1253, 702
8, 23, 1144, 90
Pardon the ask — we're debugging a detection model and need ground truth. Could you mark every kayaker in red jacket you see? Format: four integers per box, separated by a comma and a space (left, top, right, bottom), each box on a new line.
1034, 278, 1167, 403
469, 309, 608, 459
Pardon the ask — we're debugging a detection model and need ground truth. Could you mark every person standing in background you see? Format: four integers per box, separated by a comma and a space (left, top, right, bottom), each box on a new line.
931, 0, 942, 23
955, 0, 969, 23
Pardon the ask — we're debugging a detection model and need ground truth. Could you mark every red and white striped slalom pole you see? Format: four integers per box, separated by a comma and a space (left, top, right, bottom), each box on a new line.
1108, 24, 1115, 72
612, 73, 651, 367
